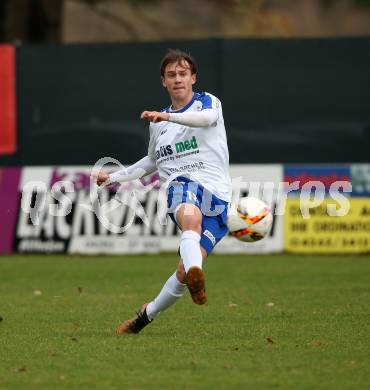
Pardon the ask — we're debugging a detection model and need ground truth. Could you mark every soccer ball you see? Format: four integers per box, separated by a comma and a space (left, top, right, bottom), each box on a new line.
227, 196, 273, 242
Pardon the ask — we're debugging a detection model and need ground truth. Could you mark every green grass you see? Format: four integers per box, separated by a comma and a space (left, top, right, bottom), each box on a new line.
0, 254, 369, 389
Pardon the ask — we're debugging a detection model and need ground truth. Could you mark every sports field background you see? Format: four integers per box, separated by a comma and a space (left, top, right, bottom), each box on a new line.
0, 254, 369, 389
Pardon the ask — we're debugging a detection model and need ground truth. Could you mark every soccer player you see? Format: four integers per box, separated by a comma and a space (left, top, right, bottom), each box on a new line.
95, 49, 231, 334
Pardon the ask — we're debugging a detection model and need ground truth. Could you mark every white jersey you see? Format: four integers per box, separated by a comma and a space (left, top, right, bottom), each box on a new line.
148, 92, 232, 202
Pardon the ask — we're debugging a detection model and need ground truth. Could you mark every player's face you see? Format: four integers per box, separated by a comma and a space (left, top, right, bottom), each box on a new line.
161, 60, 196, 102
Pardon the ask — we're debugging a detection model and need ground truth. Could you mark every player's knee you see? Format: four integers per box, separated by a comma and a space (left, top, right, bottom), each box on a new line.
185, 221, 201, 233
177, 204, 202, 233
176, 263, 186, 283
181, 214, 202, 233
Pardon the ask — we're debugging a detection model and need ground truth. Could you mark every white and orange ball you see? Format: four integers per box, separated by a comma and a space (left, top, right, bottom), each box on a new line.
227, 197, 273, 242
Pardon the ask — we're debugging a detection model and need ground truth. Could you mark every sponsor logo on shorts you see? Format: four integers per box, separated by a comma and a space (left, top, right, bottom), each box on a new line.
203, 229, 216, 246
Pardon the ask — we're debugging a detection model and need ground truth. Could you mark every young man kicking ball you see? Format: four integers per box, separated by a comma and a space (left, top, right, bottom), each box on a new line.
95, 49, 231, 334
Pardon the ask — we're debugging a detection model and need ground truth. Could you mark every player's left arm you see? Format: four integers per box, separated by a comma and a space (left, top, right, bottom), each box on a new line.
168, 109, 218, 128
141, 109, 218, 128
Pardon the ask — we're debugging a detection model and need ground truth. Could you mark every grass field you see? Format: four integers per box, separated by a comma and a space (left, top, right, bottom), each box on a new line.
0, 254, 369, 389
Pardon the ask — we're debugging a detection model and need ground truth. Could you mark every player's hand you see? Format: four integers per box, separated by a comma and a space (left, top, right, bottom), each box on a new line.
92, 170, 110, 186
141, 111, 170, 123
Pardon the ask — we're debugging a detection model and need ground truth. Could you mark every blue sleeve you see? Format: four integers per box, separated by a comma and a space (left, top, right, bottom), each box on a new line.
196, 92, 214, 110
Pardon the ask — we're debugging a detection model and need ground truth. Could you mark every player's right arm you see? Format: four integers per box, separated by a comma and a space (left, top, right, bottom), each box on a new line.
95, 122, 157, 187
109, 155, 157, 183
95, 155, 157, 186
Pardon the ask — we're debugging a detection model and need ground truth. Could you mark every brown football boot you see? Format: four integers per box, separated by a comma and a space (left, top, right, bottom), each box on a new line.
186, 266, 207, 305
116, 303, 151, 334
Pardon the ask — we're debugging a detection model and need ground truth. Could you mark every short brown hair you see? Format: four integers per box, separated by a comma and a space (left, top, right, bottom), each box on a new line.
160, 49, 197, 77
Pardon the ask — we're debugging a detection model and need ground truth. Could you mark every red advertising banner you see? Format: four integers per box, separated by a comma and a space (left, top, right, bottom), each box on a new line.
0, 167, 21, 253
0, 45, 17, 155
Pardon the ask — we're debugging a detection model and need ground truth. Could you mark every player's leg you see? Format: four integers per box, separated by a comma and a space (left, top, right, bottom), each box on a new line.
175, 203, 208, 305
176, 203, 203, 269
141, 247, 208, 323
175, 246, 208, 284
145, 269, 187, 321
116, 269, 187, 334
116, 250, 207, 334
116, 208, 228, 333
146, 245, 208, 318
116, 180, 212, 334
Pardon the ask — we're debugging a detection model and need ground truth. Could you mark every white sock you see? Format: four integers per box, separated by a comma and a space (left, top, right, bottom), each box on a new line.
146, 272, 186, 321
179, 230, 202, 273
